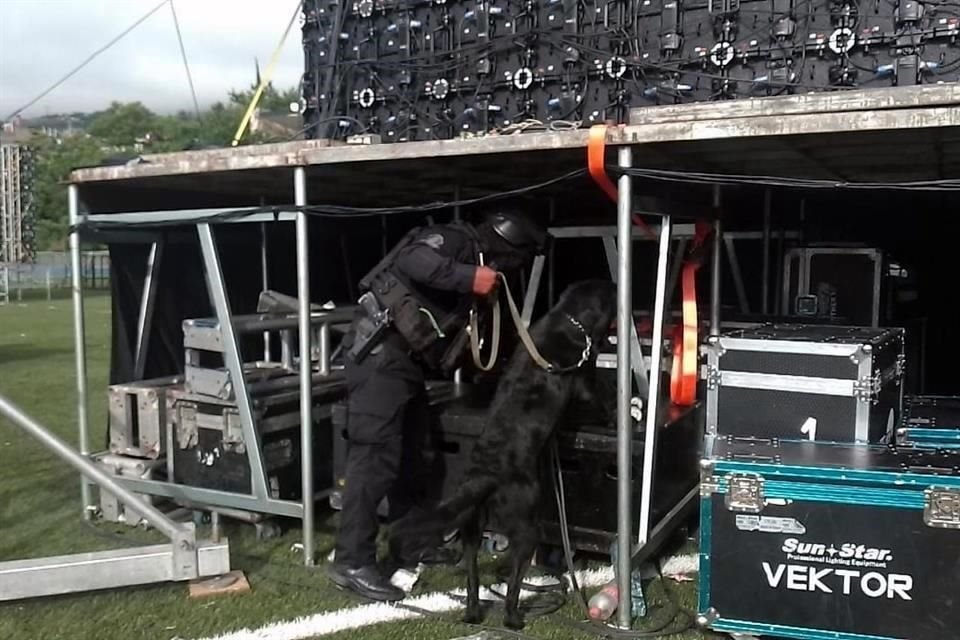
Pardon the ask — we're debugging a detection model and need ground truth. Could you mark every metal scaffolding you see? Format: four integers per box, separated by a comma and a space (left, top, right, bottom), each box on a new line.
63, 83, 960, 624
1, 144, 33, 265
0, 393, 230, 601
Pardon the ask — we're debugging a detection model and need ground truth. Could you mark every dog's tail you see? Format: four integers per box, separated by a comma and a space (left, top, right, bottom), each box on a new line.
393, 476, 497, 538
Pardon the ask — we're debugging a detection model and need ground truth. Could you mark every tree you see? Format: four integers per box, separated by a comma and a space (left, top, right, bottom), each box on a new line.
26, 85, 300, 250
86, 102, 157, 146
28, 134, 104, 250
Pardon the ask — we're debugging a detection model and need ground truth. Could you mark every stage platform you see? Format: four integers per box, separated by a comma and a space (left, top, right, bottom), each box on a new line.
68, 85, 959, 213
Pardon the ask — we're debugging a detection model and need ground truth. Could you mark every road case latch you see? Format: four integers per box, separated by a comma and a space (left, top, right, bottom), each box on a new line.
724, 473, 765, 513
701, 474, 720, 497
924, 488, 960, 529
854, 373, 881, 403
705, 365, 721, 390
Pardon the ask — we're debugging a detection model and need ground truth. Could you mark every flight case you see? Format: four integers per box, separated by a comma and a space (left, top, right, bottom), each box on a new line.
896, 395, 960, 449
698, 435, 960, 640
704, 324, 905, 443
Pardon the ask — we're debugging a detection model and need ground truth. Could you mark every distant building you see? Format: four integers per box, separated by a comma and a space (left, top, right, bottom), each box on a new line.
250, 108, 303, 139
0, 117, 34, 145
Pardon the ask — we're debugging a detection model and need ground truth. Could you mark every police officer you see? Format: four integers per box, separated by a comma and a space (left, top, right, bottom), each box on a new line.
328, 209, 546, 601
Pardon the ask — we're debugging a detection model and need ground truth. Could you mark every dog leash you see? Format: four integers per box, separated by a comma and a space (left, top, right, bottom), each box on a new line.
474, 272, 591, 373
469, 292, 501, 372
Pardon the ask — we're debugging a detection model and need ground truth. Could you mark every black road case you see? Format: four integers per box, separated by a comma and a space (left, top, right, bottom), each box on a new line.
539, 401, 702, 553
705, 324, 905, 443
698, 435, 960, 640
331, 382, 702, 552
782, 247, 885, 327
897, 395, 960, 450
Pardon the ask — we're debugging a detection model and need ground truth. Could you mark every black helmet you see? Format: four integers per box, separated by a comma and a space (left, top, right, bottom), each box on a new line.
483, 209, 547, 252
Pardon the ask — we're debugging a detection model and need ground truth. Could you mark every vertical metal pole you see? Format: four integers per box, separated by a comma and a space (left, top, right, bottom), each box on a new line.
46, 268, 51, 301
319, 323, 331, 376
774, 219, 785, 316
281, 330, 293, 369
0, 148, 6, 262
452, 184, 463, 384
211, 511, 222, 543
261, 222, 271, 361
294, 166, 315, 567
68, 184, 92, 518
710, 187, 722, 337
134, 241, 163, 380
638, 216, 671, 548
762, 189, 771, 315
615, 146, 633, 629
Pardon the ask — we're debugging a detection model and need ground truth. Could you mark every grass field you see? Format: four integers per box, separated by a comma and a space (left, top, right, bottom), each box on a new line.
0, 295, 719, 640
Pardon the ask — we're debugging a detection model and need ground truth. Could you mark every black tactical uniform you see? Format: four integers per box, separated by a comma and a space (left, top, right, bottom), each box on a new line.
329, 211, 545, 601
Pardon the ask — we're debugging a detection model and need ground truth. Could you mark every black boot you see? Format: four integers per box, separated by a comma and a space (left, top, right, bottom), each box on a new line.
327, 563, 405, 602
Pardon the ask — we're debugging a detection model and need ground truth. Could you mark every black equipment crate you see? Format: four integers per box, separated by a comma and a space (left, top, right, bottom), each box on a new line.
539, 401, 702, 553
705, 324, 905, 443
782, 247, 885, 327
897, 395, 960, 450
332, 382, 701, 552
172, 397, 333, 499
698, 436, 960, 640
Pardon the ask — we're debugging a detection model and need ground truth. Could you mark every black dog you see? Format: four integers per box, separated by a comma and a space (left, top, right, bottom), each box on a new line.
391, 279, 617, 630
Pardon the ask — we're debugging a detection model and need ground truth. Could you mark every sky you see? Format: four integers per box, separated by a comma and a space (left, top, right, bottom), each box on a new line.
0, 0, 305, 119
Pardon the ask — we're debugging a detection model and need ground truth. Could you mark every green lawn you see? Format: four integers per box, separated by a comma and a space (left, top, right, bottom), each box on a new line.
0, 295, 718, 640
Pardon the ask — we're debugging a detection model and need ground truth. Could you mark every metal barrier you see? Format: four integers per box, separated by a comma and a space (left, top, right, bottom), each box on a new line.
0, 393, 231, 601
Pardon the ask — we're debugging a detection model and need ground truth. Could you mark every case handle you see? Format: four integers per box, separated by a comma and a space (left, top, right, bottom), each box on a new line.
726, 452, 780, 464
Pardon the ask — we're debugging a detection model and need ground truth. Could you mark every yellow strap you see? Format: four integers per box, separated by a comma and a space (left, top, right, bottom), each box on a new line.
231, 0, 302, 146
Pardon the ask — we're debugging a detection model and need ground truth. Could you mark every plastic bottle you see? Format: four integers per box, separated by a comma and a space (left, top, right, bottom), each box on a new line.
588, 580, 619, 620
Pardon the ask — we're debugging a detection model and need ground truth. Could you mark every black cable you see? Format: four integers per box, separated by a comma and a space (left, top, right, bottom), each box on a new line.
616, 166, 960, 192
287, 115, 368, 141
317, 0, 346, 139
4, 0, 171, 121
72, 168, 587, 232
169, 0, 201, 120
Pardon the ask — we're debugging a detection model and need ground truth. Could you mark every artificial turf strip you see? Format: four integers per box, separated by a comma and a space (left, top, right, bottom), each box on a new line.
0, 295, 717, 640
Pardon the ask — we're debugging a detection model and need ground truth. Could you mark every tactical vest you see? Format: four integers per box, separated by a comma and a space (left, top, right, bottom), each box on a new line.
358, 222, 480, 368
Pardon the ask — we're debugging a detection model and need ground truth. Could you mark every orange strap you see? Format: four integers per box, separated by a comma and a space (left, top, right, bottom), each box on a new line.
670, 261, 699, 406
588, 125, 619, 202
587, 124, 654, 237
670, 221, 711, 406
